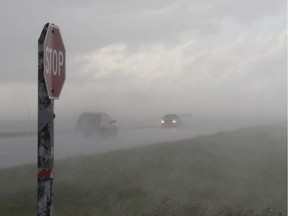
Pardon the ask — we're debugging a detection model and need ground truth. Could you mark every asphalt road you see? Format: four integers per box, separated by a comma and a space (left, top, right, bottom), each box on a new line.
0, 126, 198, 169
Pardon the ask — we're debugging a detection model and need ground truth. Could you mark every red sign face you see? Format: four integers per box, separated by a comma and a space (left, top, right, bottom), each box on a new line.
43, 24, 65, 99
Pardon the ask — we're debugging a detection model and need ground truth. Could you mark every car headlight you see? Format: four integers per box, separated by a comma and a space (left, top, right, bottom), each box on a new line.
161, 120, 164, 123
172, 120, 176, 123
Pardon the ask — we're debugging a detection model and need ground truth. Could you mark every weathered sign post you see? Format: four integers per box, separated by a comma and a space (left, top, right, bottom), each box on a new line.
38, 23, 65, 216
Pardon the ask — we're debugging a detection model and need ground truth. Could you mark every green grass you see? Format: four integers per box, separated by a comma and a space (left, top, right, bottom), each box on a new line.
0, 123, 286, 216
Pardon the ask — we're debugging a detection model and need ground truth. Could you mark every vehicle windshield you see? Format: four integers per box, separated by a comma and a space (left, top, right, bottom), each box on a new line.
163, 114, 179, 119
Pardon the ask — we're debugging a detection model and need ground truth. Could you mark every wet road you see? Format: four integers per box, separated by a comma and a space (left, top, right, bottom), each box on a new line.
0, 126, 198, 169
0, 116, 275, 169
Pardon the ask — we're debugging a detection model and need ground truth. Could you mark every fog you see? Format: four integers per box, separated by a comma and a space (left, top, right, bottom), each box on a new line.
0, 0, 286, 122
0, 3, 286, 215
0, 0, 286, 194
0, 113, 284, 169
0, 116, 286, 214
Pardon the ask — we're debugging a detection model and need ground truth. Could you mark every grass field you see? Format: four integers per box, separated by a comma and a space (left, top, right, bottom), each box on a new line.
0, 123, 286, 215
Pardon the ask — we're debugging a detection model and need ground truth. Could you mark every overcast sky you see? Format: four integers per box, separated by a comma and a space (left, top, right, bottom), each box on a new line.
0, 0, 286, 122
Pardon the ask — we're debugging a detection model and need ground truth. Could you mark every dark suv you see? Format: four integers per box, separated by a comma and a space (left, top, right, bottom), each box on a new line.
76, 112, 118, 137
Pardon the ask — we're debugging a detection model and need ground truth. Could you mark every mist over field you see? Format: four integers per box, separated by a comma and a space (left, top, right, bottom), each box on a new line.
0, 0, 286, 168
0, 114, 284, 169
0, 123, 286, 215
0, 0, 286, 215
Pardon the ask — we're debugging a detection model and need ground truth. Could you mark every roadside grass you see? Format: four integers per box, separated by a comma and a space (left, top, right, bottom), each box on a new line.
0, 131, 35, 139
0, 124, 286, 215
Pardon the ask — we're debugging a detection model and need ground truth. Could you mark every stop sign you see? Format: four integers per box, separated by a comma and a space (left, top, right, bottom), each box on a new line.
43, 24, 65, 99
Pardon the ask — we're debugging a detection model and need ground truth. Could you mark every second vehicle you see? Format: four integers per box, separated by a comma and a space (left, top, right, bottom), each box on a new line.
160, 114, 182, 128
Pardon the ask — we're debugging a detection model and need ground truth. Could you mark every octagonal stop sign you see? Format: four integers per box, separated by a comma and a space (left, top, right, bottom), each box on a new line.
43, 24, 65, 99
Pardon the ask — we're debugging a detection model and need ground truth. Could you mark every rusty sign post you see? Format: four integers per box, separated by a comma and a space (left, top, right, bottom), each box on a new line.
38, 23, 65, 216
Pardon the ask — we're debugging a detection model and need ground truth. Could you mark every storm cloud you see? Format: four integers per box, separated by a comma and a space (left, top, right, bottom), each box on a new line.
0, 0, 286, 122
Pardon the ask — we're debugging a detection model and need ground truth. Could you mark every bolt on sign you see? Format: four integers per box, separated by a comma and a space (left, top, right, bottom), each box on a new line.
43, 24, 65, 99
